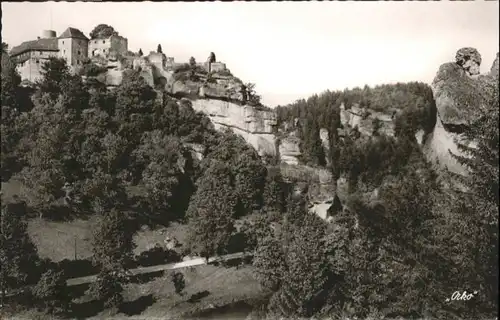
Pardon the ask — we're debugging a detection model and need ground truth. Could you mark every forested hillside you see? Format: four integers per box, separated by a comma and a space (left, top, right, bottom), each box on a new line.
1, 43, 498, 320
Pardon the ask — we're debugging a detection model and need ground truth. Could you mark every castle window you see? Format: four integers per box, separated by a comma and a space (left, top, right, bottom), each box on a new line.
62, 41, 65, 45
63, 50, 66, 54
78, 50, 81, 55
95, 40, 97, 44
102, 40, 105, 44
36, 60, 39, 64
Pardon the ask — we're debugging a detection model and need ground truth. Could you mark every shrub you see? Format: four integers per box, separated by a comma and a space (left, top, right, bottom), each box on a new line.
171, 271, 185, 296
80, 60, 107, 77
172, 63, 191, 74
32, 269, 70, 314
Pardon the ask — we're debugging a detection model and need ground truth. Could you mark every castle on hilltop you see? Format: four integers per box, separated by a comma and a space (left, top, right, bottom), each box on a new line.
10, 26, 231, 85
9, 27, 128, 82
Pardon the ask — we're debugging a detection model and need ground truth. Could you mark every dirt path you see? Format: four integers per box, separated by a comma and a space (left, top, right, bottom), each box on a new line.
66, 252, 252, 286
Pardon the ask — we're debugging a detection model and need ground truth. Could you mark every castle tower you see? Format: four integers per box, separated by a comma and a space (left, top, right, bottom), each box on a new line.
57, 27, 89, 70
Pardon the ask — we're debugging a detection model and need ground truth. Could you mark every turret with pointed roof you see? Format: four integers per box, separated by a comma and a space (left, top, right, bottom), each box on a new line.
59, 27, 89, 41
57, 27, 89, 70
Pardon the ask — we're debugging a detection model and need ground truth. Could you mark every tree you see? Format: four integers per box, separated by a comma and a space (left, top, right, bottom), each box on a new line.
299, 119, 326, 167
204, 131, 267, 216
189, 56, 196, 67
208, 52, 216, 63
87, 207, 133, 310
171, 271, 185, 296
1, 105, 22, 180
87, 269, 125, 309
138, 49, 143, 57
1, 42, 8, 54
60, 73, 90, 114
446, 81, 499, 316
33, 269, 70, 314
1, 51, 21, 108
16, 99, 80, 217
186, 162, 237, 260
0, 197, 39, 306
89, 24, 117, 39
78, 170, 128, 215
133, 131, 184, 217
114, 70, 156, 124
234, 152, 267, 216
90, 208, 135, 271
157, 44, 163, 53
253, 204, 336, 318
79, 58, 107, 77
38, 57, 70, 101
252, 235, 285, 292
243, 83, 262, 106
262, 167, 287, 213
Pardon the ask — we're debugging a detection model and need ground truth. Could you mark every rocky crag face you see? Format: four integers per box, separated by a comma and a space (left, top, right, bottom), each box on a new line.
90, 48, 499, 220
423, 48, 499, 175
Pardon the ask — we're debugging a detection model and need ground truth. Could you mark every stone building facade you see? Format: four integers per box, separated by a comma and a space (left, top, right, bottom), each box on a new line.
58, 28, 89, 69
88, 34, 128, 58
202, 61, 227, 73
10, 27, 89, 82
10, 27, 129, 83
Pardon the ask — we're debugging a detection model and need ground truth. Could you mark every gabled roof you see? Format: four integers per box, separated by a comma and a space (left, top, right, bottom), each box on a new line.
9, 38, 59, 57
59, 27, 89, 40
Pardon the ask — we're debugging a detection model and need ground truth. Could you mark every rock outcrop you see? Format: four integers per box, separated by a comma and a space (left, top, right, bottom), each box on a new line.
489, 53, 499, 78
190, 99, 277, 157
319, 128, 330, 165
455, 47, 482, 77
339, 103, 394, 137
132, 56, 155, 87
278, 131, 301, 165
424, 48, 498, 175
92, 52, 278, 159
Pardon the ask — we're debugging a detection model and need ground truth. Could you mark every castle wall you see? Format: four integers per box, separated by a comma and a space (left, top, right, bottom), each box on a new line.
71, 38, 88, 68
203, 62, 227, 73
110, 35, 128, 55
210, 62, 226, 72
89, 35, 127, 57
148, 52, 166, 68
58, 38, 73, 65
17, 56, 47, 83
57, 38, 87, 70
89, 38, 111, 57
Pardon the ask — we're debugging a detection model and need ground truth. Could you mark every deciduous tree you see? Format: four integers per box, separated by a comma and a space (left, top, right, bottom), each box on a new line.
90, 208, 135, 271
33, 269, 70, 314
90, 24, 117, 39
1, 51, 21, 108
186, 162, 237, 260
0, 197, 39, 305
189, 56, 196, 67
38, 57, 70, 101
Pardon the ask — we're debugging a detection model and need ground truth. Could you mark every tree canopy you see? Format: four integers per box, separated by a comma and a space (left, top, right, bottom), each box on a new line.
89, 24, 118, 39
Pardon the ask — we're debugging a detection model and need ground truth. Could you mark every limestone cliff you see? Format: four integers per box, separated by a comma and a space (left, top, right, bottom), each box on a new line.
189, 99, 277, 158
423, 48, 498, 175
339, 103, 395, 137
92, 52, 278, 159
278, 131, 301, 165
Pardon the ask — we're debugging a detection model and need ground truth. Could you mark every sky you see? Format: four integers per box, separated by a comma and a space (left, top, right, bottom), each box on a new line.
1, 1, 499, 107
